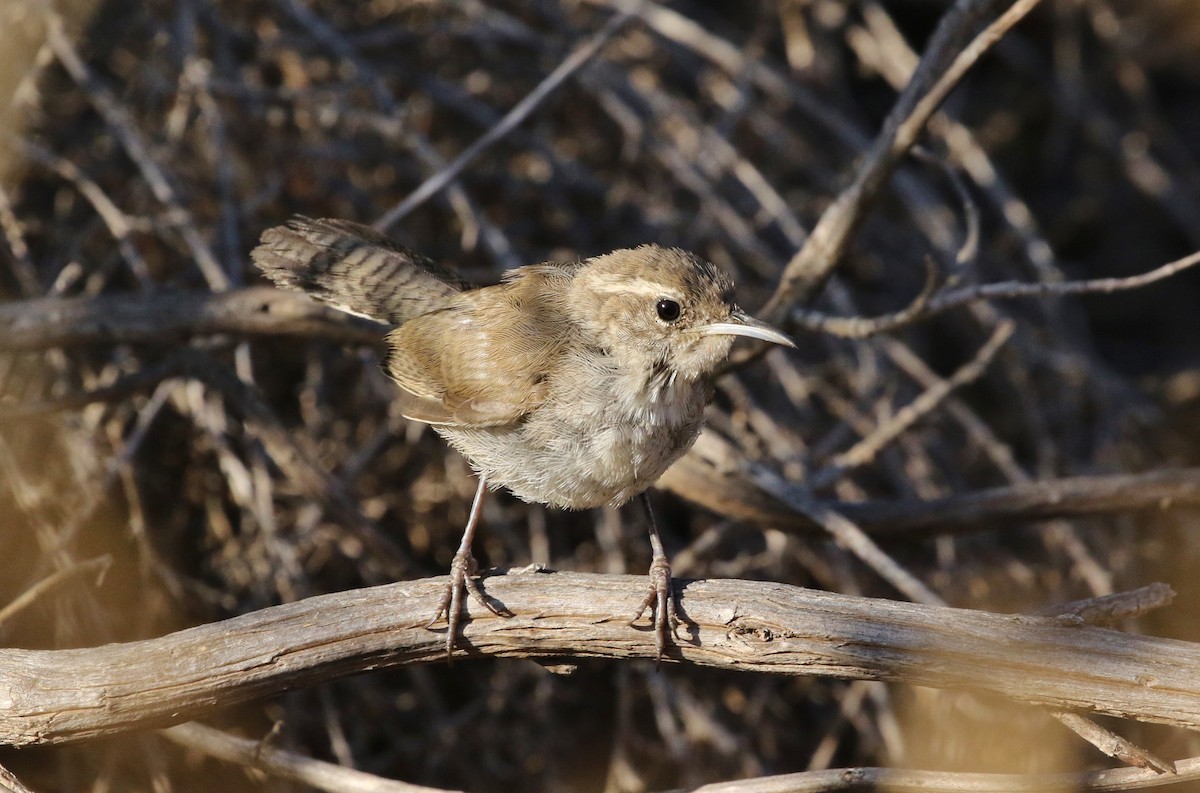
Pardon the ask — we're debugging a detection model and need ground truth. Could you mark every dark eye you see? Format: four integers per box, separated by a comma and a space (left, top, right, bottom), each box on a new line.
655, 298, 681, 322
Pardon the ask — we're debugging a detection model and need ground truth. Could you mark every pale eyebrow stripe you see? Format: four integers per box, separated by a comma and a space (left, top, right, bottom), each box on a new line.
588, 277, 675, 298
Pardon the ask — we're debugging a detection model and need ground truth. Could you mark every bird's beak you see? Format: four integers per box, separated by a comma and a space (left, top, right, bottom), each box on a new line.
696, 310, 795, 348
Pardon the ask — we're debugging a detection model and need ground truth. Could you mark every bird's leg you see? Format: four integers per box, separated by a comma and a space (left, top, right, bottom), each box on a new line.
427, 473, 508, 657
628, 492, 681, 661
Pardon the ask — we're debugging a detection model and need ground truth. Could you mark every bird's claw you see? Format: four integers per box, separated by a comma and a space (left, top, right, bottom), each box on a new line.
427, 550, 508, 659
629, 553, 681, 662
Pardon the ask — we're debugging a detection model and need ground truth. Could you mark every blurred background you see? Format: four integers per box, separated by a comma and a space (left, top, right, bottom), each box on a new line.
2, 0, 1200, 790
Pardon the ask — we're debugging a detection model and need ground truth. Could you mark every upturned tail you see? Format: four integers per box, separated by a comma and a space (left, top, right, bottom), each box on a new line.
251, 216, 472, 325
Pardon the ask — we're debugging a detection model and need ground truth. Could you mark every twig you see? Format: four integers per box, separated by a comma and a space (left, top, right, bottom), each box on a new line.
0, 762, 37, 793
0, 556, 112, 627
175, 350, 413, 576
1035, 583, 1176, 627
374, 8, 635, 230
0, 359, 184, 421
811, 321, 1014, 487
881, 338, 1028, 483
924, 249, 1200, 316
19, 139, 153, 287
579, 67, 782, 271
748, 464, 944, 606
160, 722, 455, 793
761, 0, 1043, 322
787, 256, 940, 339
0, 287, 387, 352
591, 0, 868, 151
0, 185, 39, 296
1049, 712, 1175, 775
836, 468, 1200, 538
854, 1, 1058, 285
271, 0, 518, 267
674, 755, 1200, 793
44, 12, 230, 291
659, 430, 1200, 539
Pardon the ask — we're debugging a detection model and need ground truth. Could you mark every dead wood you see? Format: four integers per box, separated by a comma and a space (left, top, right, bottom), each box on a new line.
5, 0, 1200, 788
660, 431, 1200, 537
0, 287, 386, 351
2, 571, 1196, 747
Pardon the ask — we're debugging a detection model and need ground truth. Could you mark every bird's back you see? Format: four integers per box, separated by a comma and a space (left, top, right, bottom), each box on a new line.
382, 264, 576, 427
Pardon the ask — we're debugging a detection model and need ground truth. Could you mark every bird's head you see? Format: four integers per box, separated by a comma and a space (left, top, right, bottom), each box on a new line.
568, 245, 793, 382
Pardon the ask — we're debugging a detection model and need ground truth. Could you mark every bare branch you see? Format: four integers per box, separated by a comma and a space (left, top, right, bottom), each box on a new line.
1035, 583, 1177, 627
791, 248, 1200, 335
813, 321, 1013, 484
659, 432, 1200, 540
679, 756, 1200, 793
0, 287, 386, 352
3, 572, 1200, 747
836, 468, 1200, 538
749, 465, 943, 605
44, 12, 229, 291
1049, 712, 1176, 775
926, 249, 1200, 316
788, 256, 941, 339
0, 762, 38, 793
761, 0, 1043, 321
374, 9, 635, 231
0, 556, 111, 627
159, 722, 455, 793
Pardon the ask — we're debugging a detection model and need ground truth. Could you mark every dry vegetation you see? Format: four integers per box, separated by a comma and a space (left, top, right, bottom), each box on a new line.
3, 0, 1200, 791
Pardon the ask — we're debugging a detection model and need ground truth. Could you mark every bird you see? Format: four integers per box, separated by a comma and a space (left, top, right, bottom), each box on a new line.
252, 216, 794, 659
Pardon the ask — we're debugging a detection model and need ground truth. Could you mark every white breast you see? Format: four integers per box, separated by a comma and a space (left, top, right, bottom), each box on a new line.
437, 362, 708, 510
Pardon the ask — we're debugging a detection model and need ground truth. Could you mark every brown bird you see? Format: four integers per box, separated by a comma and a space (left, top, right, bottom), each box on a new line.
252, 217, 793, 659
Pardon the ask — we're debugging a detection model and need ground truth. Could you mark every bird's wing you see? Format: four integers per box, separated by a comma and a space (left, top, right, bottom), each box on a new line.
251, 216, 473, 325
383, 265, 575, 427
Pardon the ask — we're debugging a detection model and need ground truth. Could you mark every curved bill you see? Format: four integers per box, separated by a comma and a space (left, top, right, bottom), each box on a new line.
696, 310, 795, 348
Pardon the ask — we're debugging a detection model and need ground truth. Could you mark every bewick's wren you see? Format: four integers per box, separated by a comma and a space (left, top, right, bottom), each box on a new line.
252, 217, 793, 659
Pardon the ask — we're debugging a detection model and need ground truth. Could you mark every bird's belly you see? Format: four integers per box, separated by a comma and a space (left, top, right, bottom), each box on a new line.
435, 390, 706, 510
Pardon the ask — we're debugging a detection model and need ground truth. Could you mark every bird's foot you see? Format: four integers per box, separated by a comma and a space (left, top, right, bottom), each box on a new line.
427, 550, 509, 659
629, 552, 681, 662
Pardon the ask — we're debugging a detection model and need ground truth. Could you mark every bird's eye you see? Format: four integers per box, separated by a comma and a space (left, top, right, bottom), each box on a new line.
655, 298, 681, 322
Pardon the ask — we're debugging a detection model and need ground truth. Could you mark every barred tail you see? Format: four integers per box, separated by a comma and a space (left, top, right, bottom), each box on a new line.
251, 216, 471, 325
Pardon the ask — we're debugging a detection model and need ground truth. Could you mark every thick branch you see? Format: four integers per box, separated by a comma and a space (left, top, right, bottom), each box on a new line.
2, 572, 1198, 747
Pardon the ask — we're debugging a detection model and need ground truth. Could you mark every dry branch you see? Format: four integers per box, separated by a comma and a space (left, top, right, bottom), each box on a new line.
684, 757, 1200, 793
837, 468, 1200, 537
3, 0, 1199, 788
2, 571, 1197, 748
373, 9, 634, 230
159, 723, 451, 793
0, 287, 385, 351
760, 0, 1038, 320
659, 431, 1200, 537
